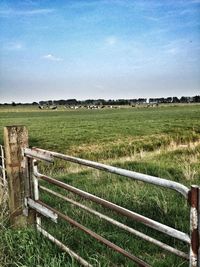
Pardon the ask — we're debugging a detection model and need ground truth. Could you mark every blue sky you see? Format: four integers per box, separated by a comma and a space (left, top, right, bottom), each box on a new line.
0, 0, 200, 102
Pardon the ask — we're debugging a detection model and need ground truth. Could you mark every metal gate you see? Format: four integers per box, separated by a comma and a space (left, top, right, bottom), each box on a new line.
0, 145, 6, 188
22, 147, 199, 267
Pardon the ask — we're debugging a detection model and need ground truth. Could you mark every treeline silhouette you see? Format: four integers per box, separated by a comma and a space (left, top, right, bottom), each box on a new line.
1, 95, 200, 106
39, 95, 200, 106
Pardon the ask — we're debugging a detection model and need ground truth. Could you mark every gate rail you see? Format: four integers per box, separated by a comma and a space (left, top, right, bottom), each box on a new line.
23, 147, 199, 267
0, 145, 6, 187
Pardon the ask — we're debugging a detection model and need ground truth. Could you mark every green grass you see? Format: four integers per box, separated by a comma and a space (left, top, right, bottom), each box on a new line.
0, 104, 200, 266
0, 104, 200, 160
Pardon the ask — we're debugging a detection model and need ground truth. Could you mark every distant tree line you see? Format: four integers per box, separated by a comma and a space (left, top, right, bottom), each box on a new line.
149, 96, 200, 103
1, 95, 200, 106
38, 95, 200, 106
39, 98, 148, 106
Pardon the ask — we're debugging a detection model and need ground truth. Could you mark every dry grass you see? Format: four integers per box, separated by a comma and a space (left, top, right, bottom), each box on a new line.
106, 139, 200, 165
181, 162, 197, 181
0, 181, 8, 229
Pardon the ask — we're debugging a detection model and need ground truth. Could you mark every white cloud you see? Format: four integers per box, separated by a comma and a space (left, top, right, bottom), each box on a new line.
42, 54, 63, 61
165, 48, 180, 55
143, 15, 161, 22
5, 42, 24, 51
22, 8, 54, 15
190, 0, 200, 3
0, 8, 54, 17
105, 36, 117, 46
68, 1, 101, 9
163, 39, 195, 56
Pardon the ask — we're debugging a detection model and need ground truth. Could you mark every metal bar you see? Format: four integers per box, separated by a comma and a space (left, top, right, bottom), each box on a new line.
23, 147, 54, 163
189, 186, 199, 267
25, 147, 189, 198
37, 200, 151, 267
32, 160, 41, 227
32, 161, 93, 267
40, 185, 189, 260
0, 145, 6, 186
27, 198, 58, 223
0, 166, 6, 170
37, 225, 92, 267
34, 170, 190, 244
33, 161, 39, 201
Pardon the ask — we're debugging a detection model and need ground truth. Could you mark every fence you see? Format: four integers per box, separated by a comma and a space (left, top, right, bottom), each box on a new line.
0, 144, 7, 218
2, 126, 200, 267
0, 145, 6, 188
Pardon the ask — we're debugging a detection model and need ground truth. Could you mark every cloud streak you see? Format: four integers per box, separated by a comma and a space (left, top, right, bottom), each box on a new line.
42, 54, 63, 61
0, 8, 55, 17
3, 42, 25, 51
190, 0, 200, 3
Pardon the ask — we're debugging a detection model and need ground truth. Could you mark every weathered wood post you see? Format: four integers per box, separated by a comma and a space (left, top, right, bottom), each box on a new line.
4, 125, 35, 228
189, 185, 200, 267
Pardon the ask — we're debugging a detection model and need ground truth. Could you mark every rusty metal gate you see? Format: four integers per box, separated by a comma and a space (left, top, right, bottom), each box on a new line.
23, 147, 199, 267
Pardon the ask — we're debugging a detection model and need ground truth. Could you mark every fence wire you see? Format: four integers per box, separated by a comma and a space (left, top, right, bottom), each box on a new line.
0, 144, 8, 228
0, 145, 6, 187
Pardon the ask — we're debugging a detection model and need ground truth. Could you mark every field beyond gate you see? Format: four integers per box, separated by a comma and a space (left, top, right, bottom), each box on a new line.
0, 104, 200, 266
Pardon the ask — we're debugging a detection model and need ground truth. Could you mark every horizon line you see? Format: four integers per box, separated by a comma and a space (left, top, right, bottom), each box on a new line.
1, 94, 199, 105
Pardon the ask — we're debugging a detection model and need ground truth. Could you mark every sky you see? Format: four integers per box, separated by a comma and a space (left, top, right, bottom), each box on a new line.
0, 0, 200, 103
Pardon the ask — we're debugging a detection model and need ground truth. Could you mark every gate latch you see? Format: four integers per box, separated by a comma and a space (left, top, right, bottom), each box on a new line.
25, 198, 58, 223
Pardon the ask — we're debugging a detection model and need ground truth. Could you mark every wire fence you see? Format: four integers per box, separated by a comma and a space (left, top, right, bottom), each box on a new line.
0, 145, 6, 187
0, 144, 8, 227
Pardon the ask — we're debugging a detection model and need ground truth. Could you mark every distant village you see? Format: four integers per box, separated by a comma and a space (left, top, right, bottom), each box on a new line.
1, 95, 200, 110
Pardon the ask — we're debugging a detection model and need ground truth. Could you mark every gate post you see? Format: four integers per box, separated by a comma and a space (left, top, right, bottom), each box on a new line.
189, 185, 199, 267
4, 125, 35, 228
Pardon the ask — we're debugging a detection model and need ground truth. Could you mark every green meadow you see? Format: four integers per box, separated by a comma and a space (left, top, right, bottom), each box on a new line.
0, 104, 200, 266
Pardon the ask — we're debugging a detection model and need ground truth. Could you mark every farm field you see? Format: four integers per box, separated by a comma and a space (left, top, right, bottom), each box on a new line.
0, 104, 200, 267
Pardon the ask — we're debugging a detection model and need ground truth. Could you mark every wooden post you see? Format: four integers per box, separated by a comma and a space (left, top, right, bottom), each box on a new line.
189, 185, 200, 267
4, 125, 34, 228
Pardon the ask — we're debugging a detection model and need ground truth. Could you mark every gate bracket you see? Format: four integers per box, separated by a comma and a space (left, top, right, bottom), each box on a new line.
26, 198, 58, 223
23, 148, 54, 163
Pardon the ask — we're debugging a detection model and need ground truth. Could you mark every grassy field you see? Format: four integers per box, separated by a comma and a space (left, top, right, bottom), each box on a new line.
0, 104, 200, 266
